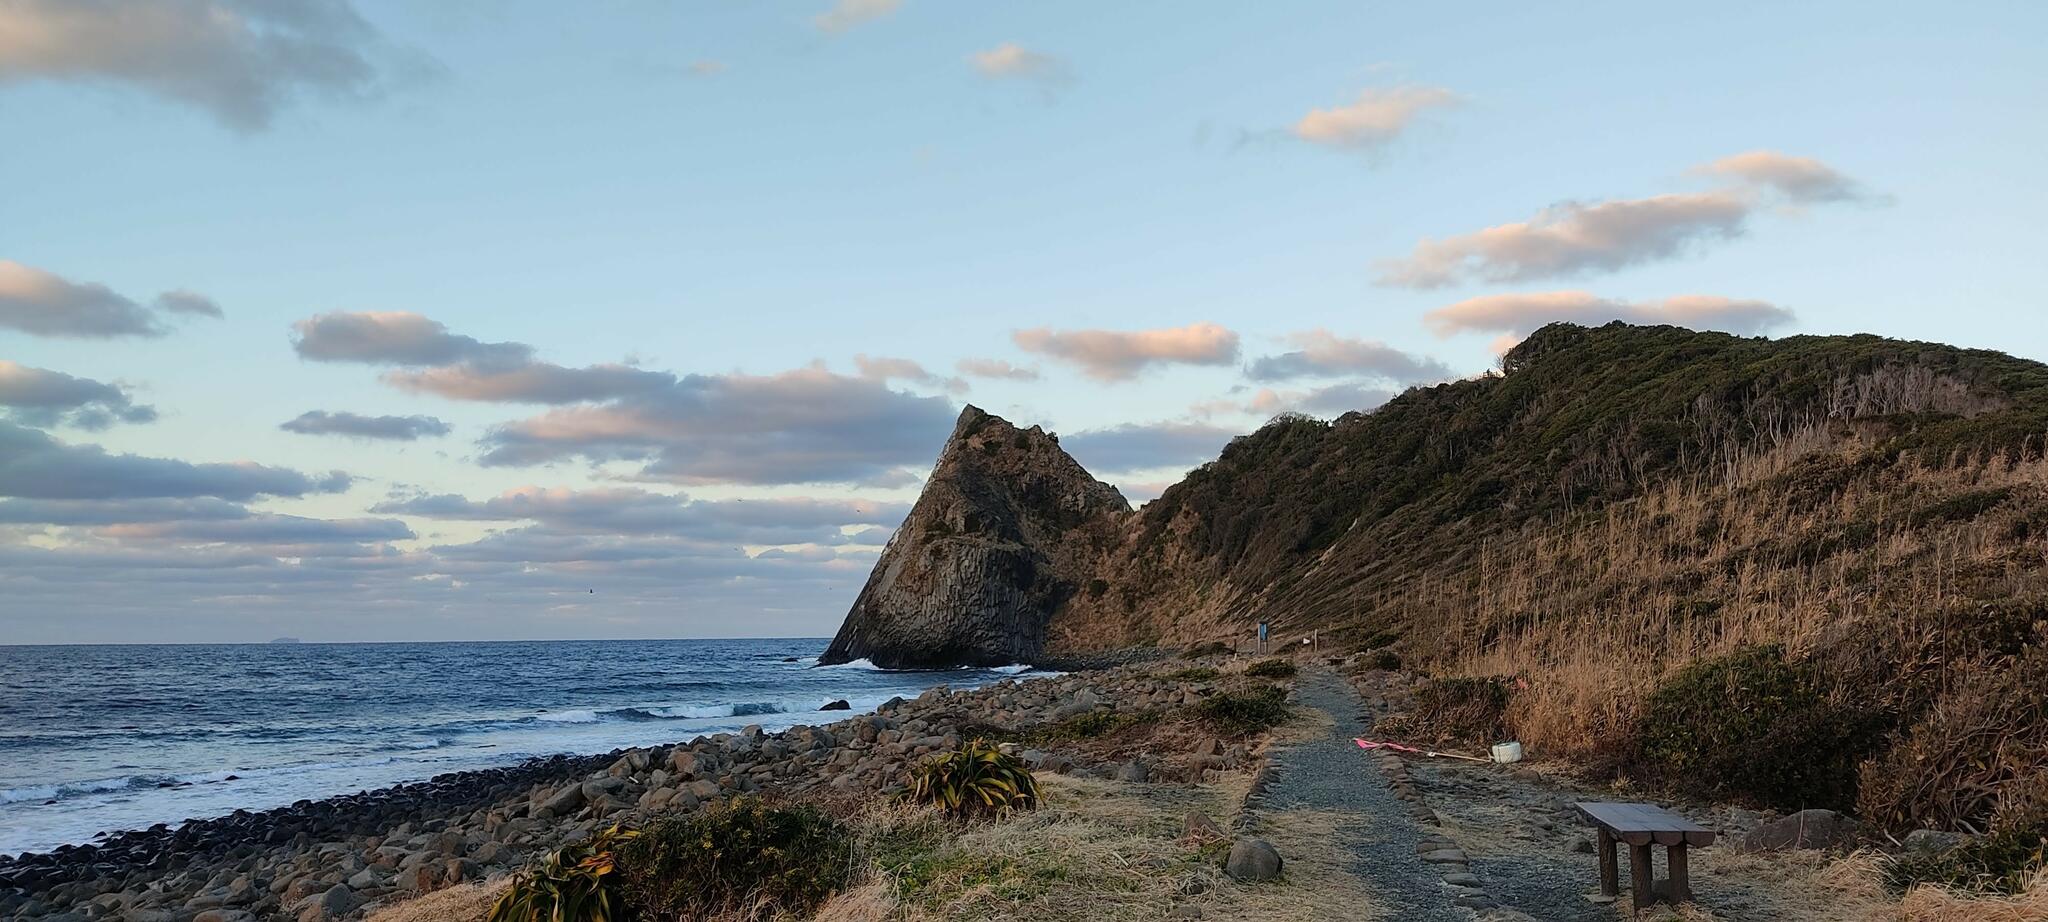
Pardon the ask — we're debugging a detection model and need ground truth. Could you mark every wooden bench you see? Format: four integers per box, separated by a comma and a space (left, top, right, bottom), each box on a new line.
1575, 802, 1716, 909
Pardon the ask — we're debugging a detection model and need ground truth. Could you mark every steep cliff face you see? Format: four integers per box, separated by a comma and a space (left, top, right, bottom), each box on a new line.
817, 406, 1130, 669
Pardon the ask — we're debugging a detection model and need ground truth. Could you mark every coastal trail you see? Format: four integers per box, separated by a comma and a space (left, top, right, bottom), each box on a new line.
1250, 668, 1494, 921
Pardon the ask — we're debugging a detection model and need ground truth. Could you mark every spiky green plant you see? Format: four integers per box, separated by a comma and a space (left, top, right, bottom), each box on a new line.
488, 824, 640, 922
907, 740, 1040, 817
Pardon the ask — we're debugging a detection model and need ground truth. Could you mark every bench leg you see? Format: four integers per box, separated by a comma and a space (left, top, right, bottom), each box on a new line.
1667, 843, 1690, 903
1597, 828, 1619, 898
1629, 842, 1654, 910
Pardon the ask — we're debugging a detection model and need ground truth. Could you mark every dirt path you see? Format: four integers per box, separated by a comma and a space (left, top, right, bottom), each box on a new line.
1252, 669, 1476, 921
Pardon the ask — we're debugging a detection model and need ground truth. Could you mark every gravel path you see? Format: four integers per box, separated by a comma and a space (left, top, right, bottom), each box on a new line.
1255, 670, 1471, 922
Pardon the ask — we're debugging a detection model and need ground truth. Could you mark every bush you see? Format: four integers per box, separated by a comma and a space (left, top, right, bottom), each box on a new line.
1245, 658, 1298, 678
488, 825, 639, 922
1406, 676, 1511, 744
1165, 666, 1220, 682
1181, 641, 1232, 659
907, 740, 1040, 817
1193, 683, 1291, 734
615, 799, 852, 919
1368, 649, 1401, 671
1860, 641, 2048, 834
1633, 646, 1883, 812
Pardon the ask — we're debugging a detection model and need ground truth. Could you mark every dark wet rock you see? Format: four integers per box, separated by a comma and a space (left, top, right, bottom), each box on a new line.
820, 699, 851, 711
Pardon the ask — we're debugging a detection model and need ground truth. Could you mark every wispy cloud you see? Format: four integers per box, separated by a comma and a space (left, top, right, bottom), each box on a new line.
1376, 153, 1874, 288
0, 260, 222, 338
1293, 85, 1459, 152
0, 361, 156, 429
955, 358, 1040, 381
812, 0, 900, 33
1013, 322, 1240, 382
1245, 330, 1451, 383
970, 43, 1069, 87
1691, 150, 1876, 205
854, 354, 967, 393
280, 410, 451, 441
1061, 420, 1240, 474
0, 420, 349, 501
0, 0, 430, 130
1424, 290, 1796, 350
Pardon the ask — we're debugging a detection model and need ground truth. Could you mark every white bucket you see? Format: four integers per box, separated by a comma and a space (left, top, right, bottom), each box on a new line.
1490, 741, 1524, 764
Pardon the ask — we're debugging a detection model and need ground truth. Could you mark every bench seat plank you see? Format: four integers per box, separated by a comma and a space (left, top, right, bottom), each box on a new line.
1575, 802, 1716, 847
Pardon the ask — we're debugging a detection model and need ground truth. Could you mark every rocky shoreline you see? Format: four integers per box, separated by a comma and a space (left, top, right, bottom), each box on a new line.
0, 663, 1235, 922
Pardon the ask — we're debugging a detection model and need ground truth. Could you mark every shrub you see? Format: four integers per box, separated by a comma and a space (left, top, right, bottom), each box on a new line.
1368, 649, 1401, 671
1193, 683, 1291, 734
1405, 676, 1511, 744
1859, 641, 2048, 835
488, 824, 639, 922
615, 799, 852, 920
1245, 658, 1298, 678
1165, 666, 1220, 682
1633, 645, 1884, 812
1181, 641, 1232, 659
907, 740, 1040, 817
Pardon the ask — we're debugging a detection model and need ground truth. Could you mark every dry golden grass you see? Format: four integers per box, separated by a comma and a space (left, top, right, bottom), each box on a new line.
362, 876, 509, 922
831, 772, 1387, 922
1397, 419, 2048, 774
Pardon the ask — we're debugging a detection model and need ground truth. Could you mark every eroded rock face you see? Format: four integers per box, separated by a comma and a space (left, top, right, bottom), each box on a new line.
818, 406, 1129, 669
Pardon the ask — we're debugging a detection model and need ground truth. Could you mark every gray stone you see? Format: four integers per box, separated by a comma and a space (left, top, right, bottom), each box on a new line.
541, 783, 585, 815
1115, 760, 1150, 783
1224, 838, 1283, 882
1741, 809, 1858, 851
1903, 828, 1963, 854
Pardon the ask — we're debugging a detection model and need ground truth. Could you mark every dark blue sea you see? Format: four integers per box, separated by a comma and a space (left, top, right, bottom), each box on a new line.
0, 639, 1045, 856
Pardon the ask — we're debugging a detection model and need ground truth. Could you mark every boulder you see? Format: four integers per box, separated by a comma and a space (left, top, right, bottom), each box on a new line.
820, 699, 852, 711
1115, 761, 1150, 783
541, 784, 585, 816
1224, 839, 1283, 882
1741, 809, 1858, 851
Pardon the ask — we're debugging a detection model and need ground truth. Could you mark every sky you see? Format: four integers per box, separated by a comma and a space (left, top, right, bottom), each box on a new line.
2, 0, 2044, 644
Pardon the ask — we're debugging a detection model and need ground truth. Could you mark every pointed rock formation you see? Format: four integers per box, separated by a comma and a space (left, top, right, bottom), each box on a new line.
818, 405, 1130, 669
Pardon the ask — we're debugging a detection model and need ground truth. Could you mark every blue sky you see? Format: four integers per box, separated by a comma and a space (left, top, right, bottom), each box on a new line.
2, 0, 2043, 643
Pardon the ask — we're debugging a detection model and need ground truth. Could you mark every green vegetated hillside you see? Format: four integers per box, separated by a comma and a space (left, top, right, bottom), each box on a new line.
1051, 322, 2048, 841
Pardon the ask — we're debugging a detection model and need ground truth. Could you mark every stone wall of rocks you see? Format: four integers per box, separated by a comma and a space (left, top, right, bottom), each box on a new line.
0, 665, 1226, 922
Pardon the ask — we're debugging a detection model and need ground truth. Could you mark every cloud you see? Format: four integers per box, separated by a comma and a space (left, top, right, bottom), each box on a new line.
292, 311, 532, 366
955, 358, 1039, 381
1061, 421, 1240, 474
1245, 330, 1452, 383
0, 0, 427, 130
854, 354, 966, 393
1692, 150, 1873, 204
1012, 322, 1240, 382
477, 365, 956, 486
103, 513, 413, 544
1245, 382, 1396, 417
374, 485, 907, 546
0, 420, 350, 500
291, 311, 675, 403
0, 496, 249, 525
1424, 291, 1796, 347
279, 410, 451, 441
970, 43, 1068, 85
384, 361, 676, 404
687, 60, 725, 77
812, 0, 899, 33
1293, 85, 1459, 151
0, 360, 157, 429
298, 312, 959, 486
1377, 153, 1872, 288
1377, 193, 1751, 288
0, 260, 222, 338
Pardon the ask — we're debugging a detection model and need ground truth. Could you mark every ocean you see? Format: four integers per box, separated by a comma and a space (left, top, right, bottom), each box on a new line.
0, 638, 1043, 857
